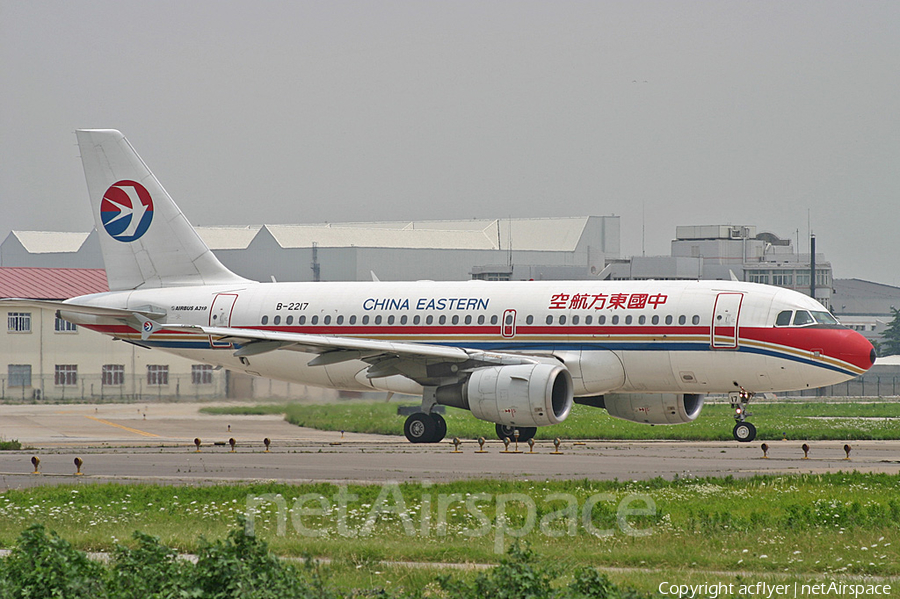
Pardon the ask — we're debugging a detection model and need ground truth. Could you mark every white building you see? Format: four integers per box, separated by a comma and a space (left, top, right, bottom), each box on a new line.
0, 267, 227, 401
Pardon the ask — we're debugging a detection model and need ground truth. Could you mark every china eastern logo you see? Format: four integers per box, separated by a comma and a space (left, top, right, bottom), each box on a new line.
100, 180, 154, 242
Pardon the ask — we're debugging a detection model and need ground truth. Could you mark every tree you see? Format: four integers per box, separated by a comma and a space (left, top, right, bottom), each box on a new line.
879, 307, 900, 357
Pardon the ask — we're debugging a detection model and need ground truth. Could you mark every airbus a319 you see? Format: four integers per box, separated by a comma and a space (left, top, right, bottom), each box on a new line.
5, 130, 875, 444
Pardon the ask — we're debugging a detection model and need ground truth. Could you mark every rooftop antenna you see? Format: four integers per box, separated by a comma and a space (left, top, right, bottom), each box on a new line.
641, 201, 646, 257
507, 215, 513, 269
311, 241, 321, 282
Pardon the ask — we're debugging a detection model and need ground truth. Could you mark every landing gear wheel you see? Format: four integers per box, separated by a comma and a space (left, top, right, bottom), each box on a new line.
404, 412, 437, 443
431, 413, 447, 443
733, 422, 757, 442
495, 424, 537, 443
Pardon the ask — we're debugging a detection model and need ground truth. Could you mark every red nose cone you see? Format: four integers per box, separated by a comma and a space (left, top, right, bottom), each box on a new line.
839, 329, 876, 372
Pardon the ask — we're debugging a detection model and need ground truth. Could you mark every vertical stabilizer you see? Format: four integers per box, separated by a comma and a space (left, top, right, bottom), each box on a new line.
76, 129, 250, 290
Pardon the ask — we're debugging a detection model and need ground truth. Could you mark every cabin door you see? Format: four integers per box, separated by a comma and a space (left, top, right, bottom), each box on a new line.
209, 293, 238, 348
711, 292, 743, 349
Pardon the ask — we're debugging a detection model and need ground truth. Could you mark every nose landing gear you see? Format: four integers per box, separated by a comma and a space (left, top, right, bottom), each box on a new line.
731, 388, 756, 442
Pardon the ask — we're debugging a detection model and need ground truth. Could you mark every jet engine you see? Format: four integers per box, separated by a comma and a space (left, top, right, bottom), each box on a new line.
578, 393, 704, 425
435, 363, 574, 427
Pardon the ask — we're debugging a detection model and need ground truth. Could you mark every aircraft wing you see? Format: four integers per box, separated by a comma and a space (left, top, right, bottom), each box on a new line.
164, 323, 541, 382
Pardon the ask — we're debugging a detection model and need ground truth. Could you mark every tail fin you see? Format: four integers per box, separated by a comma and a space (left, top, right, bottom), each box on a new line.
76, 129, 250, 290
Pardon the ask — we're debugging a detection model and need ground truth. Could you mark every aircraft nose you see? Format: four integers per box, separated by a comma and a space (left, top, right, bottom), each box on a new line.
839, 329, 876, 372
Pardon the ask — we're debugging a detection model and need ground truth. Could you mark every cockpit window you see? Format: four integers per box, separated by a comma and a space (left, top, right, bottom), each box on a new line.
811, 311, 839, 325
792, 311, 815, 326
775, 311, 792, 327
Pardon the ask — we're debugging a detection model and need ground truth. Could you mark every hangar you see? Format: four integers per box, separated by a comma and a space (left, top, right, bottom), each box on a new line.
3, 216, 895, 400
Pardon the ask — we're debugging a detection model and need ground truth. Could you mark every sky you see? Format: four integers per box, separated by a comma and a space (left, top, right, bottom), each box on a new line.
2, 1, 899, 284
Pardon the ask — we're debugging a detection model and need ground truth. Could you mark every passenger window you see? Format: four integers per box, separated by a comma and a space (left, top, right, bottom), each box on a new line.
261, 315, 269, 325
323, 316, 331, 325
598, 315, 606, 325
311, 316, 319, 325
585, 315, 592, 325
572, 315, 580, 325
401, 315, 408, 325
477, 315, 485, 325
299, 315, 306, 325
452, 315, 459, 325
336, 315, 344, 325
775, 311, 792, 327
559, 315, 567, 325
526, 315, 534, 325
349, 315, 356, 325
426, 315, 433, 325
651, 315, 659, 325
464, 315, 471, 325
625, 315, 632, 325
490, 315, 498, 325
286, 315, 293, 325
692, 315, 700, 325
505, 313, 513, 325
678, 315, 686, 325
439, 315, 446, 325
374, 315, 382, 325
362, 315, 369, 325
387, 315, 394, 325
793, 311, 814, 326
413, 315, 420, 324
612, 315, 619, 325
546, 315, 553, 325
639, 315, 646, 325
665, 315, 673, 325
274, 315, 281, 325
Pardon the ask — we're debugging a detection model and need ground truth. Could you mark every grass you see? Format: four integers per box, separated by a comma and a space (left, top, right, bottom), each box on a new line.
203, 399, 900, 441
0, 439, 22, 451
0, 472, 897, 585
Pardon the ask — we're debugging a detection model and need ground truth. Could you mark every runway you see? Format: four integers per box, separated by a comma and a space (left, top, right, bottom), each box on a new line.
0, 403, 898, 490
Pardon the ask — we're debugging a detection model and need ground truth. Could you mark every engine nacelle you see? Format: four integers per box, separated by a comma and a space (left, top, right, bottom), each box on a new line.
436, 363, 574, 427
597, 393, 704, 425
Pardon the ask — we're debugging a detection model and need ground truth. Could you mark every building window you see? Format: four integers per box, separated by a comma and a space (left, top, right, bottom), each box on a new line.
55, 364, 77, 386
147, 365, 169, 386
7, 312, 31, 333
102, 364, 125, 386
54, 317, 77, 332
8, 364, 32, 387
192, 364, 213, 385
771, 273, 793, 287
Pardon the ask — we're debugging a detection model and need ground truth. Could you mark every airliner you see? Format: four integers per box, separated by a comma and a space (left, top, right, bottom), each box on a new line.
5, 130, 875, 444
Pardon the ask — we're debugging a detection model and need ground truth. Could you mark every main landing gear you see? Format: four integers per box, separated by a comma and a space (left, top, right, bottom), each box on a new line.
403, 387, 447, 444
403, 412, 447, 444
495, 424, 537, 443
730, 387, 756, 442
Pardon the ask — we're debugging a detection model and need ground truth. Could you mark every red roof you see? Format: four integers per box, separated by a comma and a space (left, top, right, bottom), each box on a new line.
0, 267, 109, 300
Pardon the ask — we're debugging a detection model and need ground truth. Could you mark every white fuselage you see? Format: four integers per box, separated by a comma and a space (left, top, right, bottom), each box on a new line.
65, 279, 873, 398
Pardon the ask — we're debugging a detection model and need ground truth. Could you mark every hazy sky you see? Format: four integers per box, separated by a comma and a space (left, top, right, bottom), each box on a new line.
2, 1, 898, 284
